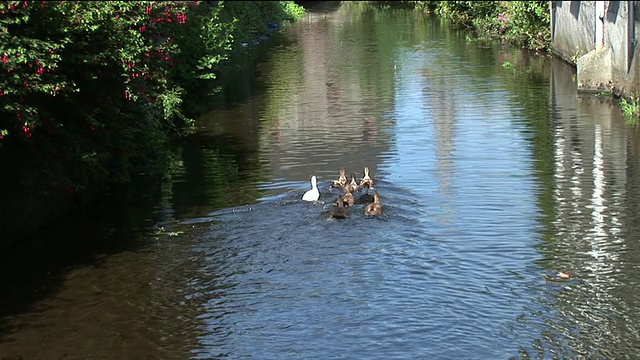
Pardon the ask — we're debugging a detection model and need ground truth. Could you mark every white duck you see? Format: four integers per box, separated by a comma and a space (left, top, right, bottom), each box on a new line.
302, 175, 320, 201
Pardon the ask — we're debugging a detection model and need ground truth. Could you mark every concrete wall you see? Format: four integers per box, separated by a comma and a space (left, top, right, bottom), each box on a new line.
551, 1, 597, 61
551, 1, 639, 97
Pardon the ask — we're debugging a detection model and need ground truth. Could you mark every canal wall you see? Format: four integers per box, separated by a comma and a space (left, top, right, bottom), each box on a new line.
551, 1, 640, 97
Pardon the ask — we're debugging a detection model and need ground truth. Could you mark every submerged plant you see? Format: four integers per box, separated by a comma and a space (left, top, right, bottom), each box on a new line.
620, 96, 640, 125
596, 90, 615, 97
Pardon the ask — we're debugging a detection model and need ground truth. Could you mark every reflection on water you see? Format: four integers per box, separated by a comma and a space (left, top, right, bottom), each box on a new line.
2, 3, 640, 359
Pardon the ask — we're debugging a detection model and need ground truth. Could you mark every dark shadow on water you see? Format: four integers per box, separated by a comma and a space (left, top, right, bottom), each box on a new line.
295, 1, 343, 14
182, 26, 297, 118
0, 178, 163, 341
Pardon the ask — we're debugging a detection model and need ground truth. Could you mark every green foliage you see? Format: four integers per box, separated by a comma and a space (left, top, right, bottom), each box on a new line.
0, 1, 198, 198
0, 0, 303, 208
222, 1, 305, 51
502, 1, 550, 52
437, 1, 499, 27
395, 1, 551, 52
620, 96, 640, 125
172, 1, 234, 81
281, 1, 306, 20
171, 1, 304, 82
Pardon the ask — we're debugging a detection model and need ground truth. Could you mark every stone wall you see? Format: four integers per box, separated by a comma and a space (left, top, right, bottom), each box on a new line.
551, 1, 639, 97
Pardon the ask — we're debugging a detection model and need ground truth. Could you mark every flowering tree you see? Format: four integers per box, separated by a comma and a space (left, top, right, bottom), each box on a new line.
0, 1, 207, 143
0, 0, 304, 206
0, 0, 306, 245
0, 0, 231, 194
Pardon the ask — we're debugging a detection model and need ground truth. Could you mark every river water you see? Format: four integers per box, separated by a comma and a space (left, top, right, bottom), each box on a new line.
2, 2, 640, 359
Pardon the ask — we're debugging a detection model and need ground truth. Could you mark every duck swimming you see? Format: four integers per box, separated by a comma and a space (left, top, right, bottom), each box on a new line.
364, 191, 383, 216
302, 175, 320, 202
359, 166, 374, 189
330, 168, 348, 189
330, 196, 349, 219
357, 192, 374, 204
342, 185, 356, 207
347, 174, 359, 193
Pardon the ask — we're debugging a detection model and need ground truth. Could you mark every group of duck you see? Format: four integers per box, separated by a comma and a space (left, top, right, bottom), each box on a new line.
302, 166, 383, 218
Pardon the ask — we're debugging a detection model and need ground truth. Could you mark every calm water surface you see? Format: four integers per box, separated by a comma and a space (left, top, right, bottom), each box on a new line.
3, 3, 640, 359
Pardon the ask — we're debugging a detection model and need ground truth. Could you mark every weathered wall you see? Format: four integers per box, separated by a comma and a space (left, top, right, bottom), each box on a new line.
626, 1, 640, 96
551, 1, 597, 62
551, 1, 639, 96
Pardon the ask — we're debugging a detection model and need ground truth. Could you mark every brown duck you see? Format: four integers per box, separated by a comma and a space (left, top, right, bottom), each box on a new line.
347, 174, 359, 193
331, 196, 349, 219
364, 191, 383, 216
330, 168, 348, 189
342, 185, 356, 207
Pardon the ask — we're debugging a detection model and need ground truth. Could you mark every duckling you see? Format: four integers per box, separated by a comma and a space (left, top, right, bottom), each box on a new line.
342, 185, 356, 207
364, 191, 383, 216
330, 196, 349, 219
357, 192, 374, 204
330, 168, 348, 189
347, 174, 359, 193
359, 166, 374, 189
302, 175, 320, 202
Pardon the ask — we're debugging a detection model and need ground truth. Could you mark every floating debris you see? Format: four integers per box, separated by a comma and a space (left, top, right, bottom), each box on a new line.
556, 272, 573, 279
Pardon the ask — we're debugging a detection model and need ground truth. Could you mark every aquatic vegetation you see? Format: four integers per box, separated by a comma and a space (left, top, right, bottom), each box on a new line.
620, 96, 640, 125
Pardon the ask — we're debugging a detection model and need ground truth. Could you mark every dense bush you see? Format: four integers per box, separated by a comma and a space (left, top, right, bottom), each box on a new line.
390, 1, 551, 52
0, 1, 304, 207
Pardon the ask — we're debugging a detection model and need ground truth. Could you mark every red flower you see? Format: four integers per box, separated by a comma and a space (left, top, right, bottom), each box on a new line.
23, 125, 32, 139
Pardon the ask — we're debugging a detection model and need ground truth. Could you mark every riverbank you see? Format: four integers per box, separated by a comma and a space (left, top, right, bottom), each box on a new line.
389, 1, 551, 52
390, 1, 640, 121
0, 1, 305, 250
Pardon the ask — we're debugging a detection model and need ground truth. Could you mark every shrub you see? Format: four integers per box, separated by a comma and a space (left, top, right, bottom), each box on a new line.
0, 0, 304, 213
395, 1, 550, 52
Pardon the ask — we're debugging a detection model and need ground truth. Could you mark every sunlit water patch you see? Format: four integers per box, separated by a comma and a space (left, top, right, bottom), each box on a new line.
177, 175, 551, 359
